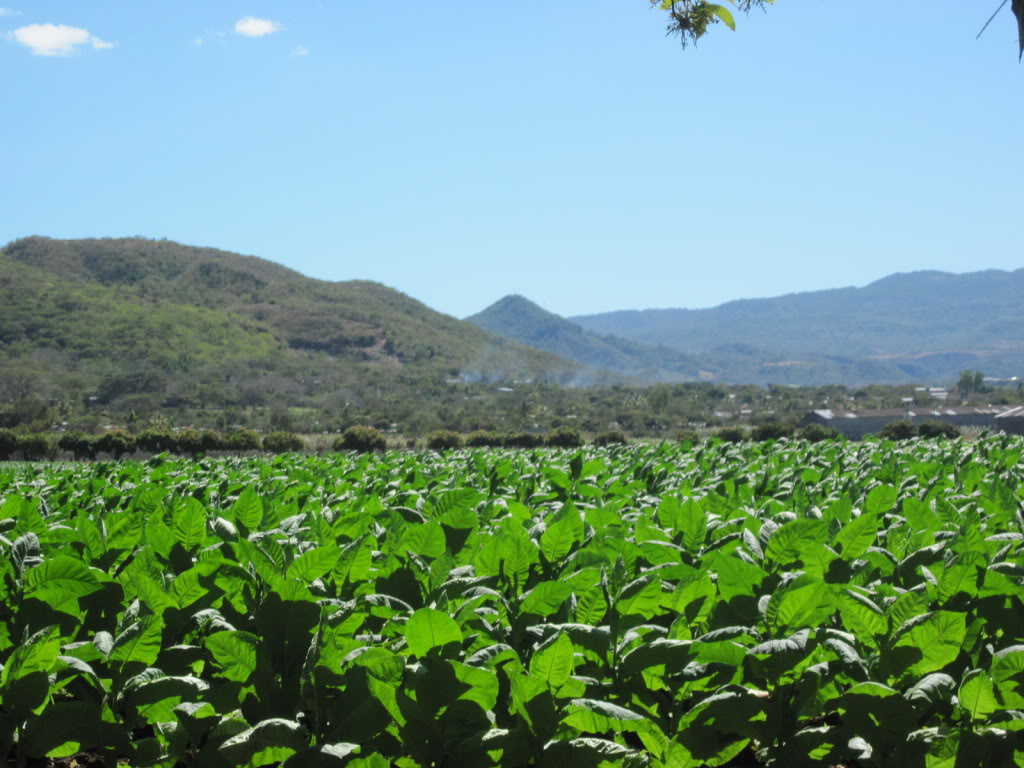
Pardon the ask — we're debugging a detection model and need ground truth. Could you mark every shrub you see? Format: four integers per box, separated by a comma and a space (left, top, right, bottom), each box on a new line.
545, 426, 583, 448
263, 431, 305, 453
224, 428, 262, 453
426, 430, 463, 451
58, 431, 97, 460
676, 429, 701, 446
918, 420, 960, 439
715, 426, 748, 444
174, 428, 206, 457
0, 428, 21, 460
200, 429, 225, 453
18, 433, 55, 461
592, 430, 628, 446
878, 420, 918, 441
333, 425, 387, 453
797, 423, 841, 442
136, 428, 176, 454
503, 432, 544, 449
751, 420, 795, 441
96, 429, 135, 459
465, 430, 502, 447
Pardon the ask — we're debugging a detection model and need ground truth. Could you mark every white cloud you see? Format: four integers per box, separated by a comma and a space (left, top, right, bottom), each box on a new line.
12, 23, 114, 56
290, 44, 309, 57
192, 36, 205, 47
0, 8, 22, 17
234, 16, 282, 38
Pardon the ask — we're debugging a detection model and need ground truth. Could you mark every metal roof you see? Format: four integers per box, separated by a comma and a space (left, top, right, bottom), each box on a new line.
812, 406, 1004, 420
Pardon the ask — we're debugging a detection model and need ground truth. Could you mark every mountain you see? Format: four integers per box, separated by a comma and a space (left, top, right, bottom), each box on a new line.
0, 237, 581, 419
570, 269, 1024, 385
466, 295, 707, 382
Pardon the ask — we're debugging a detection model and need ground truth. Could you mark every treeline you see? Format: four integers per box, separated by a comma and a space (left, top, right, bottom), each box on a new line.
0, 418, 970, 462
0, 424, 637, 461
0, 427, 301, 461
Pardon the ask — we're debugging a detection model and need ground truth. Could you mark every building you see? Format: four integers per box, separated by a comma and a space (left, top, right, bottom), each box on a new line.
995, 406, 1024, 436
801, 407, 1003, 440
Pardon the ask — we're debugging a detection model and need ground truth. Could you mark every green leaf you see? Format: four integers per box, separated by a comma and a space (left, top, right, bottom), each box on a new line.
539, 737, 633, 766
541, 517, 576, 562
530, 632, 574, 688
767, 577, 835, 632
839, 590, 887, 646
659, 496, 707, 552
764, 519, 828, 566
866, 484, 898, 515
231, 488, 264, 531
282, 744, 361, 767
287, 545, 341, 582
401, 522, 447, 559
172, 497, 207, 552
616, 577, 663, 619
434, 488, 482, 529
24, 556, 102, 612
992, 645, 1024, 682
905, 673, 956, 709
892, 611, 967, 679
521, 581, 573, 617
833, 511, 878, 559
709, 551, 765, 600
1, 625, 60, 684
709, 4, 736, 30
404, 607, 462, 657
206, 631, 260, 683
219, 718, 308, 766
563, 698, 646, 733
124, 674, 209, 725
959, 669, 998, 720
110, 615, 163, 666
169, 567, 210, 609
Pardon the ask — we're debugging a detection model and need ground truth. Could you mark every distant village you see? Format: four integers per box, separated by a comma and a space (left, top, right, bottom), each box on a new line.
706, 379, 1024, 440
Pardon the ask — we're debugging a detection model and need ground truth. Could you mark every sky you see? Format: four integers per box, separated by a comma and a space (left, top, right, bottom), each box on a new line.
2, 2, 1022, 319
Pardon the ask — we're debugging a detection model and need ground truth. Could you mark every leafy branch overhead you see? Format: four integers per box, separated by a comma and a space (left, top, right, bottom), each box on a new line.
655, 0, 1024, 59
651, 0, 773, 47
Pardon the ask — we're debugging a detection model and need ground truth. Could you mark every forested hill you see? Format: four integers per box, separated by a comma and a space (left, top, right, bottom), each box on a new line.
467, 295, 707, 382
570, 269, 1024, 384
0, 237, 580, 419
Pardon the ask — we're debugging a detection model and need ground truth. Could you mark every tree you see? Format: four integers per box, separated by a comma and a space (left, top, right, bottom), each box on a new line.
58, 432, 97, 460
652, 1, 1024, 60
425, 430, 463, 451
96, 429, 135, 459
263, 431, 305, 453
0, 428, 19, 460
957, 369, 987, 399
878, 420, 918, 441
334, 425, 387, 453
918, 420, 960, 439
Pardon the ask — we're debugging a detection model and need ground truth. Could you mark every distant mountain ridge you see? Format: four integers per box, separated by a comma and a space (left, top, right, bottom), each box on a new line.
466, 295, 706, 382
567, 268, 1024, 384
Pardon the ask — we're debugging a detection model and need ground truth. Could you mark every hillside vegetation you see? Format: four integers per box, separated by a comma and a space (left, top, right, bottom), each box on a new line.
0, 237, 580, 431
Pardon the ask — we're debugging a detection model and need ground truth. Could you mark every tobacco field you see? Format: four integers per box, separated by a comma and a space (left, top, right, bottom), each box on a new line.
1, 437, 1023, 768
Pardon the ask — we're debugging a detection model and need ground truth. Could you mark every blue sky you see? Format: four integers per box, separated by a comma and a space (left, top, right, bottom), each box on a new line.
2, 2, 1022, 318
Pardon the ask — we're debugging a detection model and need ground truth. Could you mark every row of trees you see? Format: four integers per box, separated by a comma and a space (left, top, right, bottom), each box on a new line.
0, 427, 304, 461
0, 416, 971, 461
